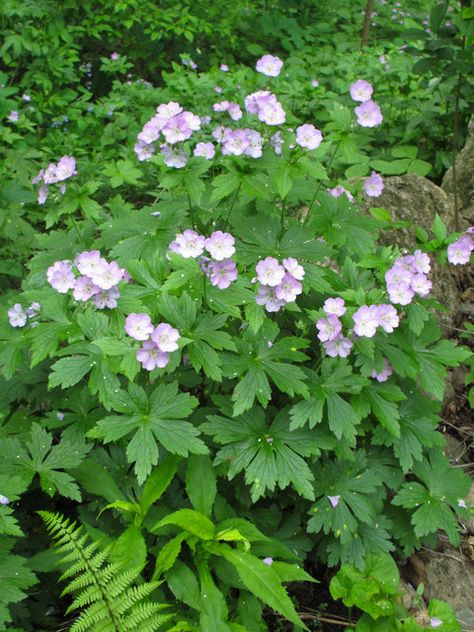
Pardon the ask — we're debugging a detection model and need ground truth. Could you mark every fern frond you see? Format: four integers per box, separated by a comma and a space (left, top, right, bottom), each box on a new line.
40, 511, 174, 632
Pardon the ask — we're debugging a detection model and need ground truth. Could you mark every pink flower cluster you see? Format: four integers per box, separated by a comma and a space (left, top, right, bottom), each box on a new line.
46, 250, 129, 309
328, 185, 354, 202
7, 302, 40, 328
212, 126, 263, 158
169, 230, 238, 290
350, 80, 383, 127
385, 251, 432, 305
32, 156, 76, 204
447, 228, 473, 265
244, 90, 286, 126
125, 313, 180, 371
255, 257, 304, 312
134, 101, 201, 165
213, 100, 242, 121
316, 298, 353, 357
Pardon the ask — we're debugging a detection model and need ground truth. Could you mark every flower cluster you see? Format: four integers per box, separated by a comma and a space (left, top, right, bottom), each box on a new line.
244, 90, 286, 126
328, 185, 354, 202
212, 100, 242, 121
385, 251, 432, 305
134, 101, 201, 164
350, 80, 383, 127
447, 228, 474, 265
316, 298, 400, 361
125, 313, 180, 371
169, 230, 238, 289
371, 359, 393, 383
7, 302, 40, 328
32, 156, 77, 204
255, 257, 304, 312
47, 251, 129, 309
212, 126, 263, 158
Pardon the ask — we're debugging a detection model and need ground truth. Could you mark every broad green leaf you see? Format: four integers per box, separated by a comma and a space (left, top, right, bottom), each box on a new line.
152, 509, 215, 540
186, 455, 217, 517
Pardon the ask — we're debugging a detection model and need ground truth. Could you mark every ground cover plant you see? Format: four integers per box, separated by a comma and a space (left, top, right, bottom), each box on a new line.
0, 0, 473, 630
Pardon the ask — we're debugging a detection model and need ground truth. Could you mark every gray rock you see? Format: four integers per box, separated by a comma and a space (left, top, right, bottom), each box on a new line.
363, 173, 460, 327
442, 116, 474, 224
421, 546, 474, 611
456, 608, 474, 632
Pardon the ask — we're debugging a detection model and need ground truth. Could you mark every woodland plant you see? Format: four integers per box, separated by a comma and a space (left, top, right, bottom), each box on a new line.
0, 31, 473, 632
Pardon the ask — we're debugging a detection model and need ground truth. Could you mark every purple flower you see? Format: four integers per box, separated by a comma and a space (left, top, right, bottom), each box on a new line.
8, 111, 19, 122
161, 144, 188, 169
137, 120, 162, 144
47, 261, 75, 293
75, 250, 104, 277
364, 171, 384, 197
162, 114, 193, 144
256, 54, 283, 77
413, 249, 431, 274
38, 185, 48, 204
355, 100, 383, 127
0, 494, 9, 505
328, 495, 341, 508
323, 297, 346, 317
256, 285, 285, 312
110, 52, 120, 60
371, 359, 393, 382
270, 131, 284, 155
156, 102, 183, 120
311, 79, 319, 87
220, 64, 229, 72
90, 260, 123, 290
43, 163, 59, 184
328, 185, 354, 202
429, 618, 442, 628
25, 302, 40, 317
214, 86, 222, 94
388, 283, 414, 306
245, 90, 274, 114
447, 235, 473, 265
170, 230, 206, 258
136, 340, 169, 370
22, 93, 31, 102
125, 313, 154, 341
222, 129, 250, 156
7, 304, 27, 328
73, 276, 101, 301
411, 273, 432, 297
205, 231, 235, 260
152, 323, 180, 352
376, 304, 399, 333
316, 315, 342, 342
255, 257, 285, 287
55, 156, 76, 181
350, 80, 373, 102
258, 101, 286, 126
275, 274, 302, 302
458, 499, 468, 509
210, 259, 238, 289
244, 129, 263, 158
282, 258, 305, 281
93, 286, 120, 309
352, 305, 379, 337
323, 336, 353, 358
194, 142, 215, 160
262, 557, 273, 566
134, 140, 155, 161
295, 124, 323, 150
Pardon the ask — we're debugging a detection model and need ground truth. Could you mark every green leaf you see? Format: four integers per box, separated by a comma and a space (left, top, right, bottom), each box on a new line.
186, 455, 217, 517
109, 525, 147, 571
432, 214, 447, 242
153, 533, 188, 579
207, 544, 307, 629
140, 455, 181, 516
152, 509, 215, 540
48, 356, 93, 390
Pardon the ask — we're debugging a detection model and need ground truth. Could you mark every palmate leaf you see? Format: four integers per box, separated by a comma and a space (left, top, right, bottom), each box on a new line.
201, 404, 333, 501
290, 359, 366, 444
0, 539, 37, 628
90, 382, 207, 484
221, 321, 309, 416
308, 451, 386, 545
392, 449, 471, 546
0, 424, 89, 501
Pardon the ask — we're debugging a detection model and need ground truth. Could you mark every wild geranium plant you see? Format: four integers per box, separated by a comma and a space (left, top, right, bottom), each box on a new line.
1, 51, 472, 630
